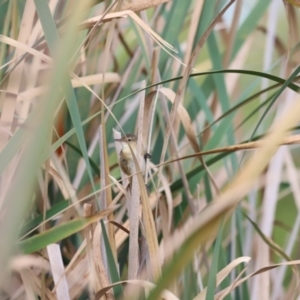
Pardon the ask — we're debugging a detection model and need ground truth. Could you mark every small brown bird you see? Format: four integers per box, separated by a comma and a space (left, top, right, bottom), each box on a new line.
115, 134, 145, 177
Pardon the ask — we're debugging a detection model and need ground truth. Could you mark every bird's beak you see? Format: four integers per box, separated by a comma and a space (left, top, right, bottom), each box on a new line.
114, 138, 121, 142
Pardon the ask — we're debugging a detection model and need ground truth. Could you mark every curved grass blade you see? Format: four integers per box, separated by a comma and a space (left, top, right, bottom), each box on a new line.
117, 70, 300, 105
19, 207, 117, 254
235, 91, 277, 131
20, 200, 69, 236
247, 65, 300, 142
239, 65, 300, 165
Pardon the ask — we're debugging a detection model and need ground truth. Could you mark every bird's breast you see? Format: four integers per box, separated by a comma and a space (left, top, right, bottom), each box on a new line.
120, 145, 133, 159
119, 144, 145, 176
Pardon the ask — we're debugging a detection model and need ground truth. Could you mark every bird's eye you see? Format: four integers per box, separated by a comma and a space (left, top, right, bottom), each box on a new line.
128, 138, 131, 142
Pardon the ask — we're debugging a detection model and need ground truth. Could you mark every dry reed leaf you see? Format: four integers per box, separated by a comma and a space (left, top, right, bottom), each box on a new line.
80, 11, 128, 29
92, 223, 113, 298
129, 174, 142, 278
284, 1, 299, 70
162, 133, 300, 166
129, 12, 179, 64
25, 268, 57, 300
202, 134, 300, 154
128, 84, 146, 279
223, 0, 242, 67
20, 72, 120, 102
131, 17, 151, 68
10, 255, 50, 271
47, 244, 70, 300
143, 87, 156, 146
158, 171, 173, 233
48, 163, 75, 200
216, 260, 300, 300
73, 0, 119, 64
285, 1, 299, 44
50, 154, 81, 216
115, 191, 159, 248
194, 256, 251, 300
81, 10, 175, 51
8, 273, 29, 299
83, 203, 101, 293
19, 53, 42, 120
20, 269, 36, 300
159, 87, 201, 155
96, 279, 179, 300
62, 238, 91, 298
0, 53, 28, 73
159, 87, 219, 195
144, 90, 159, 188
113, 129, 129, 191
119, 0, 170, 12
159, 95, 197, 213
0, 34, 52, 65
172, 193, 182, 208
183, 1, 204, 66
150, 48, 159, 92
66, 255, 89, 299
27, 231, 88, 299
109, 174, 131, 202
71, 73, 120, 87
65, 239, 86, 275
158, 198, 169, 238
